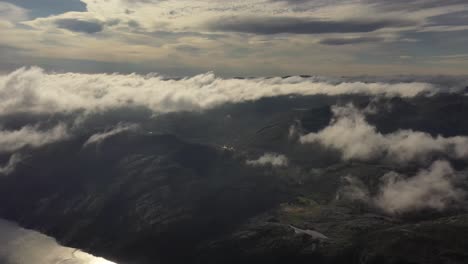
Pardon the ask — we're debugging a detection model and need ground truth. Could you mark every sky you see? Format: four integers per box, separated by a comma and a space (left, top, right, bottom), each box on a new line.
0, 0, 468, 76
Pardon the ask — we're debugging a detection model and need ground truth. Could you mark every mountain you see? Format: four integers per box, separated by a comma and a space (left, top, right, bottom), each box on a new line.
1, 93, 468, 264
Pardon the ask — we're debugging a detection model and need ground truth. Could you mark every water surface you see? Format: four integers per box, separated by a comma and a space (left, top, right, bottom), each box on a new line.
0, 219, 116, 264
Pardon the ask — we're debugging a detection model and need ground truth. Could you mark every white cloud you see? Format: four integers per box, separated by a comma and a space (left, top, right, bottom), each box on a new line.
0, 153, 22, 175
83, 123, 140, 147
246, 153, 289, 167
0, 67, 440, 116
376, 160, 466, 214
339, 160, 466, 214
288, 120, 302, 139
0, 124, 69, 153
300, 104, 468, 165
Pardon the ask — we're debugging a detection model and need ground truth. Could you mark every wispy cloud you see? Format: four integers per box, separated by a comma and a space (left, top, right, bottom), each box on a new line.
0, 154, 22, 175
0, 124, 69, 153
246, 153, 289, 167
208, 16, 414, 35
83, 123, 140, 147
319, 36, 384, 46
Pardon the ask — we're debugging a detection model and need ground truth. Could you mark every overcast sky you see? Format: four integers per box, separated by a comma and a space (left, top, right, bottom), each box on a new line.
1, 0, 468, 76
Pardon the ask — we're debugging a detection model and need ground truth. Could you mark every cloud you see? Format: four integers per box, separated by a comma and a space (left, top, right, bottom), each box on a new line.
339, 160, 466, 214
208, 16, 414, 35
175, 45, 201, 54
319, 36, 384, 45
0, 2, 28, 22
0, 124, 69, 153
2, 0, 86, 18
54, 18, 104, 34
0, 67, 441, 116
337, 175, 370, 202
288, 119, 304, 140
376, 160, 466, 214
1, 0, 468, 77
427, 10, 468, 26
300, 104, 468, 165
367, 0, 468, 12
0, 153, 22, 175
246, 153, 289, 167
83, 123, 140, 147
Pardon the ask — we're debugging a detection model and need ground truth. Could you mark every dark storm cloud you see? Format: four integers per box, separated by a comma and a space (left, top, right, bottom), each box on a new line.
55, 18, 104, 34
3, 0, 86, 18
208, 16, 414, 35
319, 36, 383, 45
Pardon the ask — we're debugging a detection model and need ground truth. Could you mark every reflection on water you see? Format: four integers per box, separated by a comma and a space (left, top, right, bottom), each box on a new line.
0, 219, 116, 264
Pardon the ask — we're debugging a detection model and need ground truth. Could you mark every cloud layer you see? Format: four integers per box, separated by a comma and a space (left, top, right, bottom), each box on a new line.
1, 0, 468, 75
300, 104, 468, 165
209, 16, 413, 35
0, 67, 443, 116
